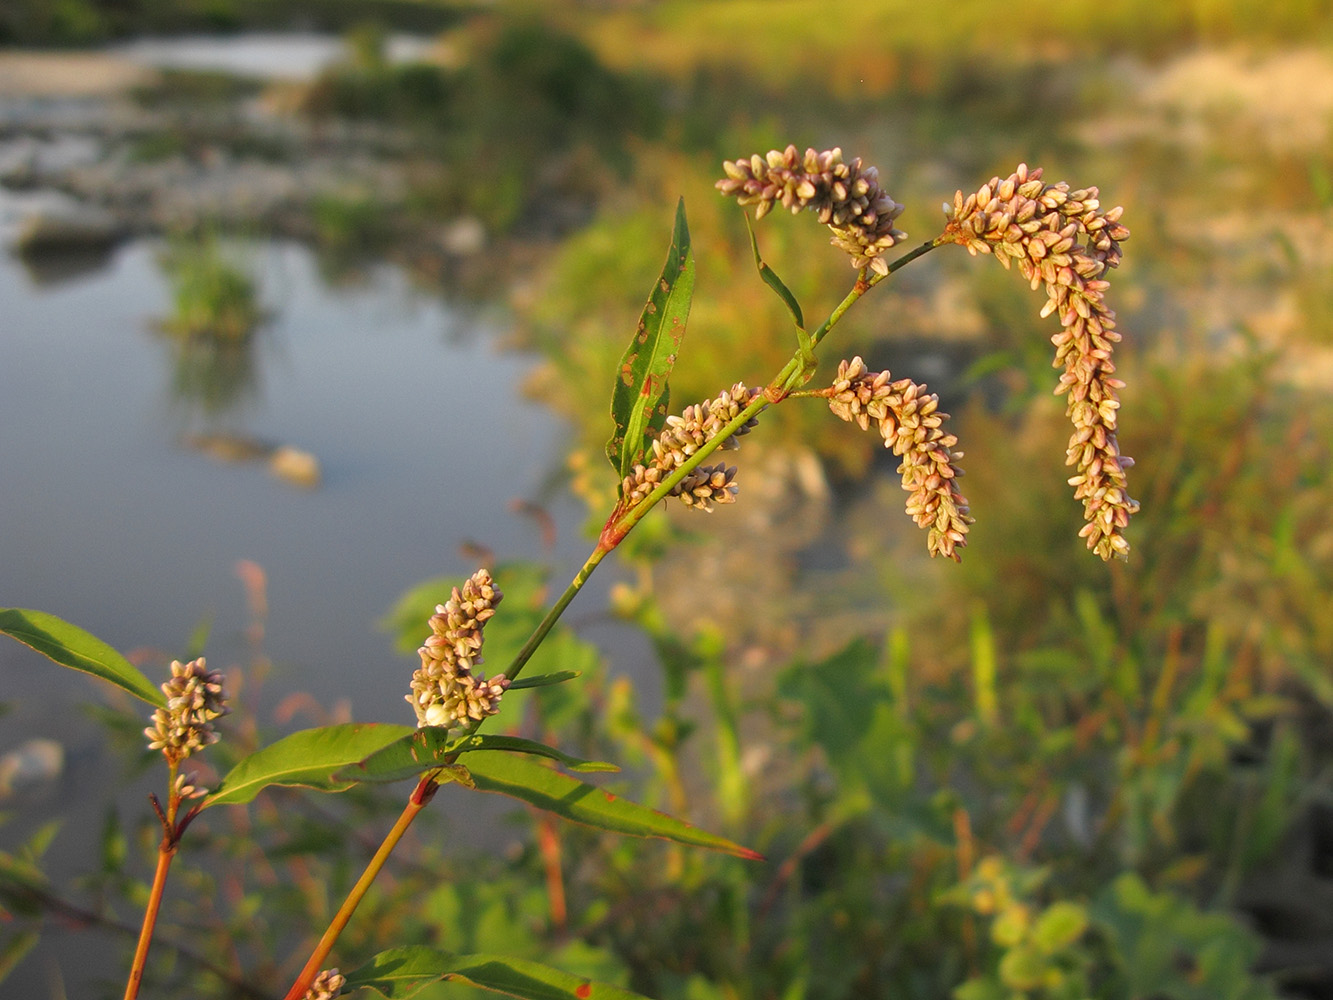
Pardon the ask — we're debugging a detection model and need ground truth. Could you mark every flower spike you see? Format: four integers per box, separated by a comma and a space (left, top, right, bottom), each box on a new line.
717, 145, 906, 274
407, 569, 509, 730
942, 164, 1137, 559
827, 357, 972, 561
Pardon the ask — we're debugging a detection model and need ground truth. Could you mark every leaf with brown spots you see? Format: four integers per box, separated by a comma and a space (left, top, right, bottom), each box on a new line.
605, 198, 694, 490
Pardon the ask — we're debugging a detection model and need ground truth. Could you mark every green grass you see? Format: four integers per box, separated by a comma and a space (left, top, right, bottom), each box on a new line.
158, 235, 263, 343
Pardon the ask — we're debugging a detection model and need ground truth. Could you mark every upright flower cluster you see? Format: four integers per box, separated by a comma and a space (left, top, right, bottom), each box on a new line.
827, 357, 972, 561
716, 146, 907, 274
144, 657, 229, 763
620, 383, 762, 512
407, 569, 509, 730
941, 164, 1137, 559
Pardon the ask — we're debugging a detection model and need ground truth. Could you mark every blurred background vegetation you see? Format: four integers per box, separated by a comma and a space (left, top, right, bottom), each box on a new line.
4, 1, 1333, 998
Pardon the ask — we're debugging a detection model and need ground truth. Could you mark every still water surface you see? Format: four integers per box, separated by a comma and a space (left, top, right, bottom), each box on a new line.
109, 31, 436, 79
0, 238, 599, 773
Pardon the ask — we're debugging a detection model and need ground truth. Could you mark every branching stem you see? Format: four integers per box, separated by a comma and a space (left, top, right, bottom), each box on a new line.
286, 224, 945, 996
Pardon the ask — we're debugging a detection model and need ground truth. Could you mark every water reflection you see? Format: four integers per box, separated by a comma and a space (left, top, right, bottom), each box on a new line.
15, 242, 119, 285
165, 331, 263, 421
0, 236, 589, 728
153, 233, 267, 423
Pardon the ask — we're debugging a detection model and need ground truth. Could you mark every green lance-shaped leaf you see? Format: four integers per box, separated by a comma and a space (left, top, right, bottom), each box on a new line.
744, 213, 805, 332
346, 946, 655, 1000
459, 750, 763, 859
606, 198, 694, 486
0, 607, 163, 707
341, 731, 618, 784
508, 670, 580, 690
203, 723, 413, 808
0, 930, 40, 982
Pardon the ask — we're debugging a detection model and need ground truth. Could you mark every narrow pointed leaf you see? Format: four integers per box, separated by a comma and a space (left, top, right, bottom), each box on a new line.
342, 731, 619, 784
347, 946, 654, 1000
0, 930, 40, 981
0, 607, 163, 706
606, 198, 693, 485
745, 214, 804, 331
203, 723, 413, 807
509, 670, 580, 690
462, 751, 762, 859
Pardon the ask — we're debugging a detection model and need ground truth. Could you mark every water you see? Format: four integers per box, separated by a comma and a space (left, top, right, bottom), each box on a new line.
109, 31, 438, 81
0, 236, 604, 719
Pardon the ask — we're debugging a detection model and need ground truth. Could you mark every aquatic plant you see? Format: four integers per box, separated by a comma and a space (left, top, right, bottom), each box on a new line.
2, 146, 1138, 1000
157, 233, 263, 343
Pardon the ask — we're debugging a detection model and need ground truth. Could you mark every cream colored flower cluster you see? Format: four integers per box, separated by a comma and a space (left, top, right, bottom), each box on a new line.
716, 145, 907, 274
828, 357, 972, 561
942, 164, 1137, 559
302, 969, 345, 1000
407, 569, 509, 730
620, 383, 761, 512
144, 657, 229, 763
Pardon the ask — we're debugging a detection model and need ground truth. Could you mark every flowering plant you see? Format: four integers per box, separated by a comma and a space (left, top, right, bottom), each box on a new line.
0, 146, 1133, 1000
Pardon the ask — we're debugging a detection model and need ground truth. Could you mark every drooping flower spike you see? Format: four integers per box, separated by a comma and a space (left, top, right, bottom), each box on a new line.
716, 145, 907, 275
718, 148, 1136, 560
941, 164, 1137, 560
826, 357, 973, 561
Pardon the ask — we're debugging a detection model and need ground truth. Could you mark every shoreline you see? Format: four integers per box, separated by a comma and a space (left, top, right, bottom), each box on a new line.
0, 51, 159, 97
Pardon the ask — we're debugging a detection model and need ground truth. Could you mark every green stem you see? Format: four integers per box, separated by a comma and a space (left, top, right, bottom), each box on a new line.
503, 544, 611, 685
281, 229, 947, 991
880, 238, 942, 281
806, 275, 870, 352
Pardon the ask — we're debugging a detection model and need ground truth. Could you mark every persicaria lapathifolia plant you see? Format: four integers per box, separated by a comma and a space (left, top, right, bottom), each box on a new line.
0, 144, 1137, 1000
714, 146, 1137, 560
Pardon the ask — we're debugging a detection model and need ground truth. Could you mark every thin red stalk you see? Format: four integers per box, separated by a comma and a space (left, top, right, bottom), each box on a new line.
123, 835, 177, 1000
281, 775, 435, 1000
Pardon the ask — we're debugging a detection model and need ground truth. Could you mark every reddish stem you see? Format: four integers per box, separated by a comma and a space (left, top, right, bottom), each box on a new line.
123, 834, 177, 1000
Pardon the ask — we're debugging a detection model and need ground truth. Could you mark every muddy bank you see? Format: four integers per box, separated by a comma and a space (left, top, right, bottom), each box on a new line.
0, 52, 411, 237
0, 41, 606, 294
